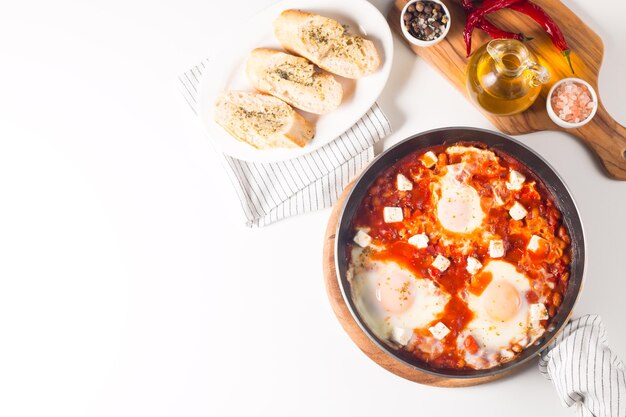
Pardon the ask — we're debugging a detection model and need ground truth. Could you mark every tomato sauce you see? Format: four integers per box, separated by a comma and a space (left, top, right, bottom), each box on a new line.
349, 143, 571, 370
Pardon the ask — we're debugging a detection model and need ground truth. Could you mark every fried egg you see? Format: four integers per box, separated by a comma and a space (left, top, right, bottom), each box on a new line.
349, 249, 450, 346
436, 163, 485, 234
464, 260, 541, 365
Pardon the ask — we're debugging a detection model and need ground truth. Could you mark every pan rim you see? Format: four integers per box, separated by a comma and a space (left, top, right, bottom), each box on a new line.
333, 126, 587, 380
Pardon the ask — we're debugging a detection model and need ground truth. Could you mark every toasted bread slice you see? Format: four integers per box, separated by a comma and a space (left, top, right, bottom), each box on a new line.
274, 10, 381, 79
213, 91, 315, 149
246, 48, 342, 115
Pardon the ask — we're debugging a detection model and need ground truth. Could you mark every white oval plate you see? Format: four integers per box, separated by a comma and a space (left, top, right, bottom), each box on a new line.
197, 0, 393, 163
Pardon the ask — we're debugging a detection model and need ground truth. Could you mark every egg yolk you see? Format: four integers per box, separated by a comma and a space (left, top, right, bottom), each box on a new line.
376, 274, 416, 314
482, 280, 521, 322
436, 179, 485, 234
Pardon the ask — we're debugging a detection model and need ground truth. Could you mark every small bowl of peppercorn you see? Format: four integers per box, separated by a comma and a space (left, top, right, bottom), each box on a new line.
401, 0, 451, 47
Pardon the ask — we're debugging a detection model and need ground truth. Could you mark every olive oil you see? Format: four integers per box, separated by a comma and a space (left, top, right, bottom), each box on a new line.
466, 39, 550, 116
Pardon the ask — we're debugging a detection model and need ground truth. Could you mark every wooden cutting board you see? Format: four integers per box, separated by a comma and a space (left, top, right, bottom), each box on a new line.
388, 0, 626, 180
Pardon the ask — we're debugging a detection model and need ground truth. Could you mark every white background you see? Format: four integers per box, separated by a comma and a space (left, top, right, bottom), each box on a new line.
1, 0, 625, 416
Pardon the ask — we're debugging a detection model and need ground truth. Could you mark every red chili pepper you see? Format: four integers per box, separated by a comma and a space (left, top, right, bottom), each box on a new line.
461, 0, 532, 42
461, 0, 531, 42
508, 1, 574, 73
479, 19, 531, 42
464, 0, 524, 57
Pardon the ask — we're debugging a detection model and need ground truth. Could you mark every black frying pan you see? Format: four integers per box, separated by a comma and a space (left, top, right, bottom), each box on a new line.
334, 127, 586, 379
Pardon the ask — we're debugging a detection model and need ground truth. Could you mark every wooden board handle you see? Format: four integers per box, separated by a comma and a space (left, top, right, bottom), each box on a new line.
571, 104, 626, 179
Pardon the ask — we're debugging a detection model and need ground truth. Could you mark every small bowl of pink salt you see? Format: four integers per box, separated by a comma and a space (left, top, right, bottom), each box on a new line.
547, 78, 598, 129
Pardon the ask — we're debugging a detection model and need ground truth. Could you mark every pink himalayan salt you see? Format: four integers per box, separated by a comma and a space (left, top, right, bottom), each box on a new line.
550, 81, 595, 124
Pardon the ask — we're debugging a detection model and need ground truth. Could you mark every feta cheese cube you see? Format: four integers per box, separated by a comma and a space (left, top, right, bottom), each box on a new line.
501, 349, 515, 359
383, 207, 403, 223
489, 239, 505, 258
429, 322, 451, 340
396, 173, 413, 191
466, 256, 483, 275
431, 254, 451, 272
509, 201, 528, 221
506, 169, 526, 190
353, 230, 372, 248
391, 327, 413, 346
408, 233, 429, 249
420, 151, 438, 168
527, 234, 543, 252
530, 303, 549, 322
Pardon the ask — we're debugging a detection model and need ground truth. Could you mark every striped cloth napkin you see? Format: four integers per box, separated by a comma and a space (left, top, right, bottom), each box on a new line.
178, 59, 392, 227
540, 315, 626, 417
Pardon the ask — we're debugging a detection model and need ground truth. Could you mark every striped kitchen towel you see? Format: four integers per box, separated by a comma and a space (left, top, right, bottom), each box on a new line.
540, 315, 626, 417
178, 59, 391, 227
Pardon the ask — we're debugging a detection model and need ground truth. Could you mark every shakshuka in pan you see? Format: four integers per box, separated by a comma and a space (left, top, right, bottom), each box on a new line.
347, 144, 571, 370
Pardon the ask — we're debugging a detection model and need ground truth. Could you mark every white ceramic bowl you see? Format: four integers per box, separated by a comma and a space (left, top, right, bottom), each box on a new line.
546, 77, 598, 129
400, 0, 451, 47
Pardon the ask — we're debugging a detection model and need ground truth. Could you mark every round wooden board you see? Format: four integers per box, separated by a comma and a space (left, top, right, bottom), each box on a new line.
322, 179, 524, 387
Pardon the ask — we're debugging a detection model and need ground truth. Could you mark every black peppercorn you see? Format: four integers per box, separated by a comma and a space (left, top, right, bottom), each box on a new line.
403, 1, 449, 42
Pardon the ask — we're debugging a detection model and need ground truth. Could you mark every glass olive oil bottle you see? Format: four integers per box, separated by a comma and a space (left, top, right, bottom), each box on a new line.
467, 39, 550, 116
